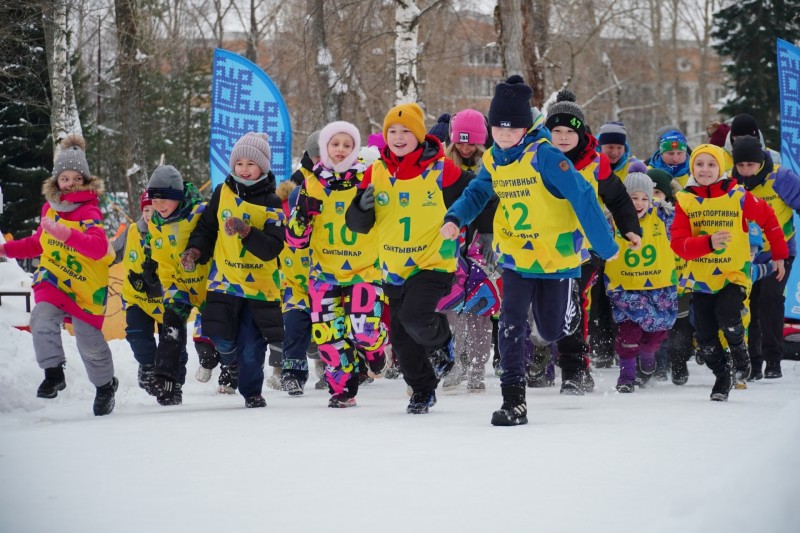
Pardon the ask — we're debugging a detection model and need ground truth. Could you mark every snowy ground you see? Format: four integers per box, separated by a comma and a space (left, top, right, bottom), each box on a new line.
1, 320, 799, 533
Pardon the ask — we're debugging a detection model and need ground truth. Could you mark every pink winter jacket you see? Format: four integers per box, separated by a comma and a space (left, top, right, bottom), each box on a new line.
4, 178, 110, 330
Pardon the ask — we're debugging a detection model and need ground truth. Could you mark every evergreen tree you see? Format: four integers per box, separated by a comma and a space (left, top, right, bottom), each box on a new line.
0, 3, 52, 238
712, 0, 800, 150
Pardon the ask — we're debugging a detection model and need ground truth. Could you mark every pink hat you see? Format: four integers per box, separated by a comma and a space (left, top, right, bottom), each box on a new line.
367, 132, 386, 150
450, 109, 487, 145
318, 121, 362, 173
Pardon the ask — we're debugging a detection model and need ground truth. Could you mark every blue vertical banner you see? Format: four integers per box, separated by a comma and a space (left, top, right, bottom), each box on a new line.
210, 48, 292, 187
777, 39, 800, 319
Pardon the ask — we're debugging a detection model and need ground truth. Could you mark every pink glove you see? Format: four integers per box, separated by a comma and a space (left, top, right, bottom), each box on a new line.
180, 247, 201, 271
41, 217, 72, 242
224, 217, 251, 238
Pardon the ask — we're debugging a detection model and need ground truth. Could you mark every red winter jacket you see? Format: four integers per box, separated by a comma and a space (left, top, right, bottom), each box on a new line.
670, 178, 788, 261
4, 180, 110, 329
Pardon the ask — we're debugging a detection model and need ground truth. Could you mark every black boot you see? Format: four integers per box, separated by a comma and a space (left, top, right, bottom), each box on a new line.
701, 346, 732, 402
217, 364, 239, 394
37, 364, 66, 398
729, 343, 751, 388
93, 377, 119, 416
747, 359, 763, 381
491, 384, 528, 426
669, 350, 689, 386
559, 355, 593, 395
764, 361, 782, 379
137, 364, 155, 394
153, 376, 183, 406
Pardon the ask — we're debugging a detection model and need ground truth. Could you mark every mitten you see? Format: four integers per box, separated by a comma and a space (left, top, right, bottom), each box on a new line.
477, 233, 495, 267
128, 271, 146, 293
180, 247, 201, 271
224, 217, 251, 238
41, 217, 72, 242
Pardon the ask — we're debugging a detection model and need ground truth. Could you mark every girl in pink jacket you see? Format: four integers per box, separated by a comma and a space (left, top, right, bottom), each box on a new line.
0, 134, 117, 416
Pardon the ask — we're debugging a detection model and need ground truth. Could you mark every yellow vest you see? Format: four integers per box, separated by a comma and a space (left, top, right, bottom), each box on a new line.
371, 159, 457, 284
280, 244, 311, 312
486, 141, 586, 275
121, 222, 163, 321
149, 204, 210, 308
747, 166, 794, 254
33, 208, 111, 317
206, 186, 282, 302
676, 186, 751, 293
305, 173, 380, 285
605, 207, 676, 291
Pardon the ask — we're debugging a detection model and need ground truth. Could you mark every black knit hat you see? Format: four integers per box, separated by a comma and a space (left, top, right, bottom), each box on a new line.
545, 90, 585, 137
488, 75, 533, 129
731, 135, 765, 164
428, 113, 451, 144
730, 114, 759, 140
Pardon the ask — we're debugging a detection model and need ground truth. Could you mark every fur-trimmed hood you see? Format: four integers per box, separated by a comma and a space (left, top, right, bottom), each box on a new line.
42, 176, 104, 205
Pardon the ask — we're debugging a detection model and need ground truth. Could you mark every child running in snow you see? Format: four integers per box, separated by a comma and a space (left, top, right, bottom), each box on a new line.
287, 121, 388, 408
671, 144, 787, 401
145, 165, 209, 405
603, 161, 677, 392
0, 134, 118, 416
347, 103, 479, 414
184, 132, 285, 408
112, 190, 163, 394
442, 76, 619, 426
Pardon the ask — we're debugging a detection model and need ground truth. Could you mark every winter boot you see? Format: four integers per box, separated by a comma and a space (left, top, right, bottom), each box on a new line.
669, 350, 690, 386
729, 343, 751, 388
466, 362, 486, 393
764, 361, 782, 379
217, 364, 239, 394
526, 345, 554, 388
153, 377, 183, 406
747, 359, 763, 381
443, 354, 466, 390
195, 341, 219, 383
491, 384, 528, 426
245, 395, 267, 408
701, 346, 732, 402
591, 344, 615, 369
635, 352, 656, 388
137, 364, 156, 394
313, 359, 328, 390
428, 337, 456, 380
37, 364, 66, 399
559, 355, 594, 395
265, 366, 282, 390
280, 371, 305, 397
328, 394, 357, 408
616, 356, 637, 393
93, 377, 119, 416
407, 390, 437, 414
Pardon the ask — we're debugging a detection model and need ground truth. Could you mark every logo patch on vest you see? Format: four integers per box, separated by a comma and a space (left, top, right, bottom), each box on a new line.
128, 250, 138, 262
221, 209, 233, 220
399, 192, 409, 207
335, 201, 345, 214
376, 192, 389, 206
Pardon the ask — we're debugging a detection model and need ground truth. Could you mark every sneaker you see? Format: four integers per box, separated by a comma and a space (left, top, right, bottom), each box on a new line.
245, 395, 267, 408
491, 384, 527, 426
407, 390, 437, 414
37, 365, 66, 399
281, 374, 304, 397
138, 364, 155, 393
764, 361, 782, 379
195, 366, 212, 383
217, 364, 238, 394
328, 395, 357, 408
93, 377, 119, 416
153, 377, 182, 406
428, 338, 456, 380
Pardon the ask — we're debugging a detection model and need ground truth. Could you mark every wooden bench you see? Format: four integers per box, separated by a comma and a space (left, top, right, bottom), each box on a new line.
0, 290, 32, 313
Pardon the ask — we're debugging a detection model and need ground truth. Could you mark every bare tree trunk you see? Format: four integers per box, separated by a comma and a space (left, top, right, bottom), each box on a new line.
495, 0, 524, 78
307, 0, 343, 121
42, 0, 82, 151
669, 0, 681, 128
115, 0, 148, 214
246, 0, 258, 62
648, 0, 668, 125
521, 0, 550, 108
394, 0, 420, 104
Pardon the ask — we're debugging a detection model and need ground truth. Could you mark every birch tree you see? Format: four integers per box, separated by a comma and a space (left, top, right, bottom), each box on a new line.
42, 0, 82, 149
394, 0, 421, 103
494, 0, 524, 77
307, 0, 345, 122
